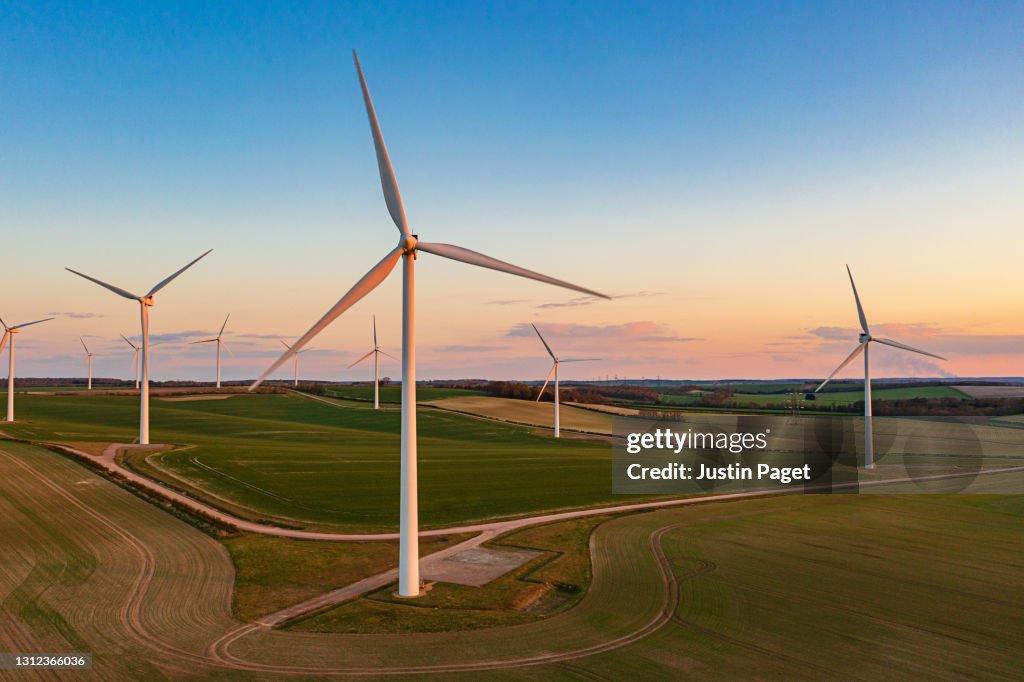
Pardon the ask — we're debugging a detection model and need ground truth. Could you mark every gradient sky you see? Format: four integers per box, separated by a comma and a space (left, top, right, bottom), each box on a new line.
2, 1, 1022, 382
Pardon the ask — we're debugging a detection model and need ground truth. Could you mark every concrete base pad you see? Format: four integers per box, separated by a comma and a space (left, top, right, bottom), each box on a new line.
422, 547, 542, 587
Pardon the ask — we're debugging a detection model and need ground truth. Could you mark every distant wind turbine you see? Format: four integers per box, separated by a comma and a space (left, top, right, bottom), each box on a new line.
80, 337, 95, 390
532, 324, 600, 439
1, 316, 54, 422
121, 334, 141, 389
280, 340, 313, 386
190, 314, 232, 388
66, 250, 213, 444
815, 265, 946, 469
251, 51, 609, 597
349, 316, 397, 409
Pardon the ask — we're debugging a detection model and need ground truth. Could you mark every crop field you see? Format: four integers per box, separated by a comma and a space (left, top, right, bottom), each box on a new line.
2, 439, 1023, 678
656, 385, 970, 409
326, 384, 484, 402
425, 395, 614, 433
755, 385, 969, 405
220, 490, 1024, 677
0, 390, 629, 532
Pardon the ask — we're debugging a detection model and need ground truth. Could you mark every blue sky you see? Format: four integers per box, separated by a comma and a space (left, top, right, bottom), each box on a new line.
2, 1, 1022, 380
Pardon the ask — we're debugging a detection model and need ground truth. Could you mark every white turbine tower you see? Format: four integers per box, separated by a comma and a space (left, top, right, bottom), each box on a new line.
121, 334, 142, 389
349, 316, 396, 409
190, 314, 232, 388
80, 337, 95, 390
251, 51, 609, 597
815, 265, 946, 469
532, 324, 600, 439
279, 340, 314, 386
66, 250, 212, 445
1, 316, 54, 422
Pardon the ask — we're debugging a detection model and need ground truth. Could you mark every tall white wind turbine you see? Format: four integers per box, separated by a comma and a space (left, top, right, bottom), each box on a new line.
66, 250, 212, 444
815, 265, 946, 469
121, 334, 141, 389
532, 324, 600, 439
349, 316, 397, 409
1, 316, 54, 422
190, 314, 232, 388
251, 51, 609, 597
80, 337, 95, 390
279, 340, 314, 386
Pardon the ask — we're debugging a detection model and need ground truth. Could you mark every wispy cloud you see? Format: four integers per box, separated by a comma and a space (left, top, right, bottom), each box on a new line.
433, 344, 508, 353
235, 332, 292, 340
47, 311, 104, 319
486, 298, 529, 306
536, 290, 663, 310
507, 321, 701, 344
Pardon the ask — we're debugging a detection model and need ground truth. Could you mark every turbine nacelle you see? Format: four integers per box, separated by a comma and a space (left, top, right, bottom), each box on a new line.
860, 333, 871, 343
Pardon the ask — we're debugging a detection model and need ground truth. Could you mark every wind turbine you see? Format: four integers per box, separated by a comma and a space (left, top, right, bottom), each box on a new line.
349, 316, 396, 409
280, 340, 313, 386
1, 316, 54, 422
251, 51, 609, 597
531, 324, 600, 439
66, 250, 212, 444
190, 314, 232, 388
815, 265, 946, 469
121, 334, 141, 389
80, 337, 95, 390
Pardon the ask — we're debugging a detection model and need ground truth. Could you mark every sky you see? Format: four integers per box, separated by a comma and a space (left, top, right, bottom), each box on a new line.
2, 1, 1022, 382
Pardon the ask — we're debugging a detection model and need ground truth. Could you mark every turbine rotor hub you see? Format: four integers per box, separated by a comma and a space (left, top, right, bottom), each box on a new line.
399, 233, 418, 253
140, 296, 154, 307
860, 333, 871, 343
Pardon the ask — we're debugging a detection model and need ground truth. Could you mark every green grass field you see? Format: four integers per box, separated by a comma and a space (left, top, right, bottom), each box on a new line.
3, 421, 1023, 678
0, 390, 631, 532
655, 385, 969, 409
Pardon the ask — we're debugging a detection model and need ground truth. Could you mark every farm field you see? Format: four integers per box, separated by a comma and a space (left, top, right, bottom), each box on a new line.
658, 385, 970, 409
425, 395, 614, 433
2, 439, 1022, 679
0, 390, 628, 532
326, 384, 485, 402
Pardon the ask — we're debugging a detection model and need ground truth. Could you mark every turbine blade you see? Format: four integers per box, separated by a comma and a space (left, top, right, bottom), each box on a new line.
280, 340, 292, 350
531, 323, 556, 360
379, 350, 399, 362
11, 317, 55, 330
815, 342, 867, 393
120, 333, 138, 349
219, 313, 230, 338
65, 267, 140, 300
0, 331, 7, 354
418, 242, 610, 300
80, 337, 90, 354
220, 340, 235, 356
348, 349, 376, 369
873, 337, 946, 361
352, 51, 410, 236
189, 338, 218, 344
373, 315, 377, 347
250, 246, 403, 389
131, 350, 139, 373
0, 316, 6, 329
146, 249, 213, 297
536, 364, 556, 401
559, 358, 601, 362
846, 265, 870, 335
